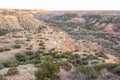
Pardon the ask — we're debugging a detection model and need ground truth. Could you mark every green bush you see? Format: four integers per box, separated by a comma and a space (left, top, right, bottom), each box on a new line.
4, 48, 10, 51
106, 64, 120, 71
0, 47, 10, 52
32, 59, 41, 64
39, 42, 44, 46
71, 54, 80, 59
25, 51, 34, 55
44, 55, 54, 61
76, 66, 98, 79
59, 61, 72, 71
95, 52, 109, 59
26, 47, 32, 50
54, 54, 62, 59
0, 48, 4, 52
3, 61, 19, 68
26, 39, 31, 41
72, 59, 88, 66
15, 53, 26, 62
6, 67, 19, 76
87, 54, 98, 60
13, 44, 21, 49
63, 51, 72, 56
29, 54, 40, 60
44, 78, 51, 80
3, 61, 12, 67
0, 75, 6, 80
0, 64, 4, 69
93, 63, 120, 72
35, 60, 60, 80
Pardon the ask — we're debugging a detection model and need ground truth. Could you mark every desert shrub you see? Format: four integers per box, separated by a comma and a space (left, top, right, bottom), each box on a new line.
0, 75, 6, 80
30, 45, 33, 48
112, 66, 120, 75
54, 53, 62, 59
40, 46, 46, 50
106, 63, 120, 71
32, 59, 41, 64
26, 47, 32, 50
59, 61, 72, 71
3, 61, 12, 67
35, 60, 60, 80
0, 47, 10, 52
87, 54, 98, 60
93, 63, 120, 72
26, 39, 31, 41
6, 67, 19, 76
65, 71, 89, 80
93, 64, 105, 72
0, 64, 4, 69
0, 48, 5, 52
39, 42, 44, 46
43, 51, 60, 59
44, 78, 51, 80
29, 53, 40, 60
95, 51, 109, 59
76, 66, 98, 79
63, 51, 72, 56
44, 55, 54, 61
15, 53, 26, 62
25, 51, 34, 55
4, 48, 10, 51
3, 61, 19, 68
36, 50, 44, 54
13, 44, 21, 49
71, 54, 80, 59
0, 29, 9, 36
72, 59, 88, 67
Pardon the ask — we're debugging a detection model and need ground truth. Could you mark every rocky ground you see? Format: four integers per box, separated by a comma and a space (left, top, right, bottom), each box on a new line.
0, 9, 119, 80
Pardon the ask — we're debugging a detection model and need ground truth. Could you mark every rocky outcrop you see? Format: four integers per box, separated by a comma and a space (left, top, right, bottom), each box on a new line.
0, 10, 45, 32
0, 15, 22, 30
18, 14, 42, 31
42, 26, 84, 52
69, 18, 85, 23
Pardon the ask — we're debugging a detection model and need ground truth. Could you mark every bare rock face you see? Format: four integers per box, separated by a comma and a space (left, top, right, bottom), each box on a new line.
69, 18, 85, 23
104, 24, 115, 33
0, 15, 23, 30
0, 10, 45, 32
18, 14, 42, 32
42, 26, 84, 52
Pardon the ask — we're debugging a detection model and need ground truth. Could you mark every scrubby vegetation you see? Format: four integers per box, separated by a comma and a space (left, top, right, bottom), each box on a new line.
6, 67, 19, 76
0, 29, 9, 36
0, 11, 120, 80
76, 63, 120, 79
0, 47, 10, 52
3, 61, 19, 68
59, 61, 72, 71
13, 44, 21, 49
35, 56, 60, 80
0, 75, 6, 80
15, 53, 26, 62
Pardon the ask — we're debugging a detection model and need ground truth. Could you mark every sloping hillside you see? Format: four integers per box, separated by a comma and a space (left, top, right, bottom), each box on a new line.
0, 9, 119, 80
43, 12, 120, 59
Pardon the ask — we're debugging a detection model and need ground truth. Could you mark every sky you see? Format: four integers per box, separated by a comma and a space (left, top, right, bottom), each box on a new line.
0, 0, 120, 10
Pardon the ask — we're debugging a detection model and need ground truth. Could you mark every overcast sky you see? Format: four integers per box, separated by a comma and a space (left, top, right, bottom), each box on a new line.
0, 0, 119, 10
